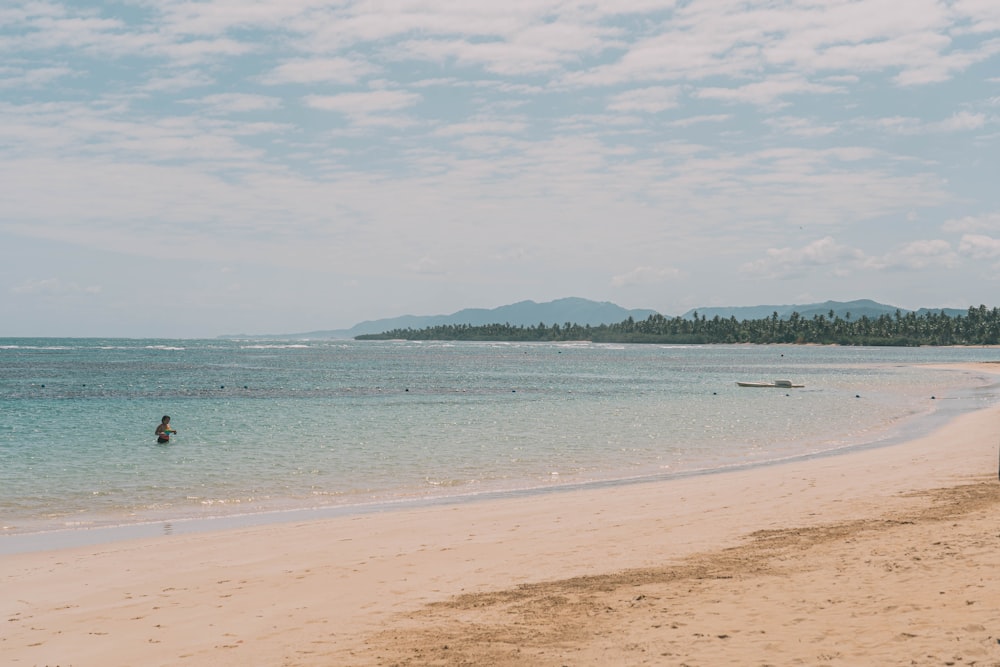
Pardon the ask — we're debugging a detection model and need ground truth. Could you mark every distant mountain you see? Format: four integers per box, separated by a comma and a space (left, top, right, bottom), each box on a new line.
261, 298, 660, 339
914, 306, 969, 318
681, 299, 967, 321
224, 297, 975, 339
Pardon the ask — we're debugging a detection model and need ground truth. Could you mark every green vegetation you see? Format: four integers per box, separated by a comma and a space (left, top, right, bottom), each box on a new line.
356, 306, 1000, 346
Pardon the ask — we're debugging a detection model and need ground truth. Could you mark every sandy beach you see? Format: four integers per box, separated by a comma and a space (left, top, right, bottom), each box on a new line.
4, 367, 1000, 666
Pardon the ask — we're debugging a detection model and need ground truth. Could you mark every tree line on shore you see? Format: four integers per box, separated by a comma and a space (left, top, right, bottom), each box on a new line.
356, 305, 1000, 346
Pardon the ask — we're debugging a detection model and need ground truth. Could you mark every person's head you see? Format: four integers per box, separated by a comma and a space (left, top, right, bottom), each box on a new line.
161, 415, 170, 424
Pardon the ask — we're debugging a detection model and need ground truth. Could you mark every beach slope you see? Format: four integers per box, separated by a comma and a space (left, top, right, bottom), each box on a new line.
3, 377, 1000, 666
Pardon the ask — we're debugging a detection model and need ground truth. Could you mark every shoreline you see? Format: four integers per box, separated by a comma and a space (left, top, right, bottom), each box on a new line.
3, 366, 1000, 665
2, 366, 994, 556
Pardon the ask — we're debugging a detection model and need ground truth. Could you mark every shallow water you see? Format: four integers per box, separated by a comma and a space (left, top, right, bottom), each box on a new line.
1, 339, 998, 539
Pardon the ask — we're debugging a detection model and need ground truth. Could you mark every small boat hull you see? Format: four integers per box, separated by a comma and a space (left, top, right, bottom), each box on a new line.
736, 380, 804, 388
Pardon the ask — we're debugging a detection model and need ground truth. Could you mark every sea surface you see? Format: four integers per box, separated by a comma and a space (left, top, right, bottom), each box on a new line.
2, 339, 999, 550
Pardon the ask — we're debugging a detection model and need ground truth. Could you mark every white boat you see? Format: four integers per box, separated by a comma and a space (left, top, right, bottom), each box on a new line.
736, 379, 804, 388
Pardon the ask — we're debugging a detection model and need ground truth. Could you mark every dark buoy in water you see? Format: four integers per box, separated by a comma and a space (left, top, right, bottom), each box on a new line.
931, 395, 936, 400
855, 394, 860, 398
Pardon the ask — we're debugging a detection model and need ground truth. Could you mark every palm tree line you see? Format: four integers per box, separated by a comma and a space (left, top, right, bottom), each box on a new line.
356, 306, 1000, 346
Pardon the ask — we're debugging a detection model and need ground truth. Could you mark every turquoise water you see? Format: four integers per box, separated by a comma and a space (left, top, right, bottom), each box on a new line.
2, 339, 998, 538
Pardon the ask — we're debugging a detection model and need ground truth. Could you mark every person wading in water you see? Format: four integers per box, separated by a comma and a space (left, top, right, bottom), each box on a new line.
155, 415, 176, 443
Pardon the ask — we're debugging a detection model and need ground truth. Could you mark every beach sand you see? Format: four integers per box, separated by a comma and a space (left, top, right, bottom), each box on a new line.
3, 368, 1000, 666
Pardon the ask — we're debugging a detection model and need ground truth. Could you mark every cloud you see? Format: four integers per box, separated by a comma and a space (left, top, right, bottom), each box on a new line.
937, 110, 988, 131
871, 239, 958, 270
0, 64, 73, 89
668, 114, 731, 128
958, 234, 1000, 261
607, 86, 680, 113
742, 236, 964, 280
432, 119, 528, 137
493, 246, 531, 263
193, 93, 283, 114
892, 38, 1000, 86
303, 89, 421, 119
869, 115, 924, 134
696, 75, 844, 108
142, 70, 216, 92
259, 57, 379, 85
155, 37, 255, 66
406, 256, 446, 275
764, 116, 839, 137
611, 266, 683, 288
305, 5, 622, 75
741, 237, 866, 279
0, 102, 268, 164
566, 0, 995, 90
864, 110, 992, 135
943, 212, 1000, 232
11, 278, 101, 296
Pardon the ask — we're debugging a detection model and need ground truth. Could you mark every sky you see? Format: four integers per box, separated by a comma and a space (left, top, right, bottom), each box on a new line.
2, 0, 999, 338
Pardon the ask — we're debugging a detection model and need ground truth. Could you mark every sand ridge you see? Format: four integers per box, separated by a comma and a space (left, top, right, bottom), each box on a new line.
346, 482, 1000, 666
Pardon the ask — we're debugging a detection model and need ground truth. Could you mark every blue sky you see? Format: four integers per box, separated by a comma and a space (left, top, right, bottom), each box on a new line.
2, 0, 999, 337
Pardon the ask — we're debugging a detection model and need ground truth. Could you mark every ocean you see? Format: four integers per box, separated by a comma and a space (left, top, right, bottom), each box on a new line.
2, 339, 998, 551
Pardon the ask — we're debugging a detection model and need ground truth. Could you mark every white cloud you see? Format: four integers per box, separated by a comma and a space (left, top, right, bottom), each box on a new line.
142, 70, 216, 92
943, 212, 1000, 232
0, 64, 73, 89
407, 256, 446, 275
937, 110, 988, 131
765, 115, 839, 137
303, 89, 420, 117
611, 266, 683, 288
194, 93, 283, 114
958, 234, 1000, 260
742, 236, 963, 279
864, 110, 993, 135
155, 37, 255, 66
893, 39, 1000, 86
259, 57, 379, 85
155, 1, 312, 38
696, 75, 844, 108
607, 86, 680, 113
11, 278, 101, 296
394, 38, 564, 76
870, 115, 923, 134
871, 239, 958, 270
432, 119, 528, 137
741, 237, 866, 279
668, 114, 731, 128
954, 0, 1000, 34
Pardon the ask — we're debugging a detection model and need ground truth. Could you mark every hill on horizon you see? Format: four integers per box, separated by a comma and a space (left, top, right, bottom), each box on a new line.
225, 297, 972, 339
243, 297, 659, 339
682, 299, 968, 321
